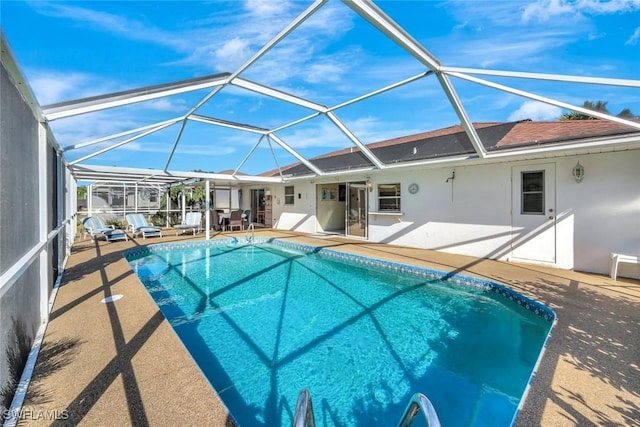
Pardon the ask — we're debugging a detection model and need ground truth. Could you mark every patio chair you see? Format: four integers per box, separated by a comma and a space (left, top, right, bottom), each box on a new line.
242, 209, 251, 228
210, 209, 222, 232
173, 212, 202, 235
125, 213, 163, 239
228, 209, 244, 231
82, 216, 128, 242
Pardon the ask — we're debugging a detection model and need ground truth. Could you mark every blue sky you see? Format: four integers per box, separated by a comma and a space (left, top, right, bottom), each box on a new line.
2, 0, 639, 175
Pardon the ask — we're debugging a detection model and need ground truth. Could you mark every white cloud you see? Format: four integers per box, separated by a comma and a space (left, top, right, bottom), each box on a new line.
248, 99, 263, 113
143, 98, 187, 112
243, 0, 292, 17
577, 0, 640, 14
587, 31, 607, 40
522, 0, 575, 22
437, 2, 579, 68
27, 66, 190, 115
28, 71, 101, 105
626, 27, 640, 45
344, 116, 424, 145
522, 0, 640, 22
32, 2, 186, 50
52, 112, 155, 151
31, 1, 278, 72
448, 31, 574, 68
275, 115, 424, 151
508, 101, 562, 121
174, 0, 354, 80
278, 121, 348, 149
305, 62, 346, 84
63, 127, 239, 164
214, 37, 254, 70
29, 0, 361, 103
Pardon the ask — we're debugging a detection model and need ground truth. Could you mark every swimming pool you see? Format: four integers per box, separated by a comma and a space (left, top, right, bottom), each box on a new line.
125, 238, 555, 427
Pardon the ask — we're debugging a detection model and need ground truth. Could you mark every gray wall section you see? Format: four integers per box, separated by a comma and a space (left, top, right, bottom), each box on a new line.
48, 144, 60, 287
0, 63, 45, 407
0, 263, 41, 392
1, 62, 40, 272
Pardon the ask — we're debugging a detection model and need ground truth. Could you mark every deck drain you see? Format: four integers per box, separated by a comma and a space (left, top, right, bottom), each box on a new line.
101, 294, 123, 303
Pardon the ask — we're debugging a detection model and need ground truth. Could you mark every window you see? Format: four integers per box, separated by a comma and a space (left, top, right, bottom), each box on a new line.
284, 186, 295, 205
378, 183, 401, 212
215, 188, 230, 210
521, 171, 544, 214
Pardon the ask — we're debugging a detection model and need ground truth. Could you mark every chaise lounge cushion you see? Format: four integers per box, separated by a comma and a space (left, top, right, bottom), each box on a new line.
125, 213, 163, 239
82, 216, 128, 242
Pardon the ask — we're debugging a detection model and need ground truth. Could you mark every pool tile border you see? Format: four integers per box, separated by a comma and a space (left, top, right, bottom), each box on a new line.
123, 237, 556, 323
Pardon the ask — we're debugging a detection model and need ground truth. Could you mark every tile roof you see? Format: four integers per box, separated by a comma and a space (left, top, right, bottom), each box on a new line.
495, 119, 639, 148
266, 119, 640, 177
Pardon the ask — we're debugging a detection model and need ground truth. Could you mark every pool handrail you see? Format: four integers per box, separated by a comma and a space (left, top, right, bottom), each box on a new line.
293, 389, 316, 427
246, 222, 255, 243
397, 393, 442, 427
293, 389, 440, 427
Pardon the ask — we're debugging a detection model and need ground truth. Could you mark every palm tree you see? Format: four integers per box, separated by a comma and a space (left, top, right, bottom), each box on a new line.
559, 111, 594, 120
583, 100, 610, 114
559, 100, 636, 120
616, 108, 635, 119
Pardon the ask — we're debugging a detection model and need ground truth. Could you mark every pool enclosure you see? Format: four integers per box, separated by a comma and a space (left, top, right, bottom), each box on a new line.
82, 181, 249, 228
1, 1, 639, 423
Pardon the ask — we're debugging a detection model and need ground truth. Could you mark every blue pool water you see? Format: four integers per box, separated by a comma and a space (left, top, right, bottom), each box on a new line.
125, 239, 554, 427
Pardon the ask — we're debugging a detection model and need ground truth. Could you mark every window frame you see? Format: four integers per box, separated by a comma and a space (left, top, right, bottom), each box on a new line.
521, 171, 545, 215
377, 183, 401, 212
284, 185, 295, 205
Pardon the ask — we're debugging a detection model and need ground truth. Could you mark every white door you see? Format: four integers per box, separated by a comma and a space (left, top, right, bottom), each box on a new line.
511, 164, 556, 263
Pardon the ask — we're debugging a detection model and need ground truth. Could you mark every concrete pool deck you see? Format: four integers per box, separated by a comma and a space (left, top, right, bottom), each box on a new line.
17, 229, 640, 426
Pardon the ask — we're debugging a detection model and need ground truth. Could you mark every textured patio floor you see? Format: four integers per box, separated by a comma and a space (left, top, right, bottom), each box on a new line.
19, 229, 640, 426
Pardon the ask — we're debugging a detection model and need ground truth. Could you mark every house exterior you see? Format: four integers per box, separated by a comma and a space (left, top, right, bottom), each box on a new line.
259, 120, 640, 279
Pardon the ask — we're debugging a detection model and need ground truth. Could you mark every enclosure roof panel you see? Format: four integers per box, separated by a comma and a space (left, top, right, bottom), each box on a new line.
2, 1, 638, 185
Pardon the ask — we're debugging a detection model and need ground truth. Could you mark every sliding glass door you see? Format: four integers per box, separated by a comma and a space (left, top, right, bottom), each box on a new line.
346, 182, 367, 238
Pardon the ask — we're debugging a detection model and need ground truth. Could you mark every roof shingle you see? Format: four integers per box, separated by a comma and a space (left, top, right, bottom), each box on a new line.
266, 119, 640, 177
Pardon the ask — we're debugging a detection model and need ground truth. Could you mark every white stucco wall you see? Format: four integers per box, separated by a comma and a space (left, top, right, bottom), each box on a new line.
271, 182, 317, 233
271, 149, 640, 278
555, 151, 639, 276
369, 164, 514, 259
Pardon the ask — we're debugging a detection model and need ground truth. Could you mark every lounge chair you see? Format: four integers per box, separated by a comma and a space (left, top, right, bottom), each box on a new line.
228, 209, 244, 231
173, 212, 202, 235
125, 213, 163, 239
82, 216, 128, 242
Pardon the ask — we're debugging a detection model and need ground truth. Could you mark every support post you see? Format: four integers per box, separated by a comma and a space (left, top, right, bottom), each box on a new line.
38, 122, 49, 323
166, 191, 170, 228
205, 180, 211, 239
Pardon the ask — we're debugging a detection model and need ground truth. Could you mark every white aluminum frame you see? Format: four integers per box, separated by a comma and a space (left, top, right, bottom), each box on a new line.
23, 0, 640, 187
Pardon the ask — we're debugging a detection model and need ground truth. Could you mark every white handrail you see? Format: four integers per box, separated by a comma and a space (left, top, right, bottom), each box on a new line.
246, 222, 255, 243
397, 393, 441, 427
291, 390, 440, 427
293, 389, 316, 427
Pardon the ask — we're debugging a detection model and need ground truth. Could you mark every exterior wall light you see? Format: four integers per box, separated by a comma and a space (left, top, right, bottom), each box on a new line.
572, 161, 585, 183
